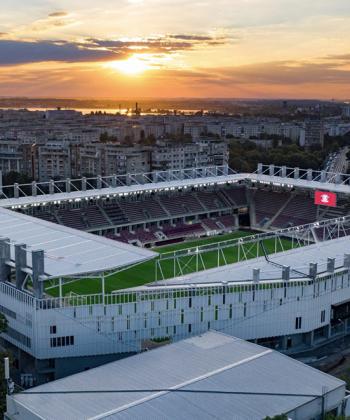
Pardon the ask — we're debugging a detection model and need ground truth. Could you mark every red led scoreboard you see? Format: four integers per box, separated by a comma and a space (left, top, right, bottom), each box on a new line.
314, 190, 337, 207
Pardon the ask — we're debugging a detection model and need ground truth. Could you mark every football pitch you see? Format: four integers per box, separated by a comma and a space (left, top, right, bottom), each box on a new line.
45, 230, 297, 297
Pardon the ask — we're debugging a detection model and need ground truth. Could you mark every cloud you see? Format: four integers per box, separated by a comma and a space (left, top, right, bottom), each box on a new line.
0, 40, 121, 65
217, 61, 350, 86
141, 59, 350, 90
48, 11, 69, 18
322, 53, 350, 62
0, 33, 229, 66
2, 58, 350, 99
87, 34, 228, 51
21, 11, 73, 33
168, 34, 214, 41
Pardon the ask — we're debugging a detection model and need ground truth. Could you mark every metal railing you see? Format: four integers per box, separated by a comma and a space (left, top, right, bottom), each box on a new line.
0, 165, 234, 200
255, 163, 350, 186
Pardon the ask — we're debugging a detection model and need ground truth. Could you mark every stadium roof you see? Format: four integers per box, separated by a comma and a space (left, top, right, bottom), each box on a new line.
2, 167, 350, 209
0, 208, 157, 279
149, 235, 350, 287
0, 172, 244, 208
248, 173, 350, 195
6, 331, 345, 420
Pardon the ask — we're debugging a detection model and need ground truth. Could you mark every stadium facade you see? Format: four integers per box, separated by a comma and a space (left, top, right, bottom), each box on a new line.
2, 165, 350, 384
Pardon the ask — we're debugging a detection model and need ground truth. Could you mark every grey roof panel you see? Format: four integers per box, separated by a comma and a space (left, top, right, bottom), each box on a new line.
9, 332, 345, 420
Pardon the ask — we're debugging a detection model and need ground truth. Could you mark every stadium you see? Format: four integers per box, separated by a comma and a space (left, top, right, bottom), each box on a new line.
1, 163, 350, 385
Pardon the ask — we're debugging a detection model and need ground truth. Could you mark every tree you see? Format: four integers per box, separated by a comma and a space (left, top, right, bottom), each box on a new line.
100, 132, 118, 143
140, 134, 156, 146
3, 172, 33, 186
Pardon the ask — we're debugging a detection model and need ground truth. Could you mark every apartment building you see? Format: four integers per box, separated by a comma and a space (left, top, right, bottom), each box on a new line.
151, 139, 228, 171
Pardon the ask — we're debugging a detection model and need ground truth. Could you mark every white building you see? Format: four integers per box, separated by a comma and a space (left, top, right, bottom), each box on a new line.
2, 167, 350, 386
151, 139, 228, 171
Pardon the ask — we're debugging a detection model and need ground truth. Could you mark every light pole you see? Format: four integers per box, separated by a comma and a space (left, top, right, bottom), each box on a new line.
4, 357, 14, 395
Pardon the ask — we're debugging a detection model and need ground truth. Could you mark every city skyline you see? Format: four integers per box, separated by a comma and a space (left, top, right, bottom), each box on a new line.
1, 0, 350, 99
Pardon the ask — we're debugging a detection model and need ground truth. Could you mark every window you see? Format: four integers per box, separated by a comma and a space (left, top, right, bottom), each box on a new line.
295, 317, 302, 330
215, 305, 219, 321
49, 325, 57, 334
321, 310, 326, 323
50, 336, 74, 348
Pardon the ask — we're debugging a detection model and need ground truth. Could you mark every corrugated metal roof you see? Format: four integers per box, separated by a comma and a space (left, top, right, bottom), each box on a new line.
150, 235, 350, 287
8, 332, 345, 420
0, 207, 157, 278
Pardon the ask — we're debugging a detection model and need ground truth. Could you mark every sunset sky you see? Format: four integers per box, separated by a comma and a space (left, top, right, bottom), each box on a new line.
1, 0, 350, 99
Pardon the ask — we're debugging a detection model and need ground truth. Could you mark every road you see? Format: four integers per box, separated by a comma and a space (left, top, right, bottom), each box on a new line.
324, 147, 348, 178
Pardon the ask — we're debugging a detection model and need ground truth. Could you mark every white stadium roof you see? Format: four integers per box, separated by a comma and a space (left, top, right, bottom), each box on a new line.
0, 208, 157, 279
149, 235, 350, 288
2, 166, 350, 209
0, 173, 243, 208
248, 173, 350, 195
6, 331, 345, 420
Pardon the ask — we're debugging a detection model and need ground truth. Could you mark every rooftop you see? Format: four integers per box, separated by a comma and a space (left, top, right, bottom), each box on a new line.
0, 208, 157, 279
0, 166, 238, 208
149, 235, 350, 287
2, 164, 350, 208
6, 331, 345, 420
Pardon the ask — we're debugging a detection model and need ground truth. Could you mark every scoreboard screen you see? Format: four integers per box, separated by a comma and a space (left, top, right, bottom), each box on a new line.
314, 191, 337, 207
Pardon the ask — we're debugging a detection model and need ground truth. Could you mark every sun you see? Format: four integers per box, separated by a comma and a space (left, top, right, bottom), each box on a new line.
106, 56, 150, 75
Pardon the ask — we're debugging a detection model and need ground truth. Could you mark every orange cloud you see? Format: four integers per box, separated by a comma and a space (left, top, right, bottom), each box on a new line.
1, 58, 350, 99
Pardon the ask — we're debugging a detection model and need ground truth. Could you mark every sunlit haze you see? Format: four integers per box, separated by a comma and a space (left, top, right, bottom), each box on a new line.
1, 0, 350, 98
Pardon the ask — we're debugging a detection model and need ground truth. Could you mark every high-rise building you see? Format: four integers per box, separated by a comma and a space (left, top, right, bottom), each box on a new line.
299, 119, 324, 148
342, 105, 350, 118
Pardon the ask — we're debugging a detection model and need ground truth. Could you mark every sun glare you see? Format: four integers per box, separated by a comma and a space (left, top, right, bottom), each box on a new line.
107, 56, 150, 75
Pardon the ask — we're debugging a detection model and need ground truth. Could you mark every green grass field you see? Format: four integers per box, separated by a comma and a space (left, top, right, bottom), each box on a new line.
45, 230, 297, 297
